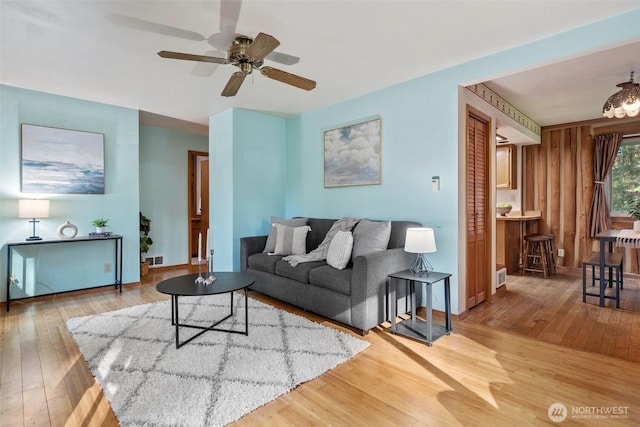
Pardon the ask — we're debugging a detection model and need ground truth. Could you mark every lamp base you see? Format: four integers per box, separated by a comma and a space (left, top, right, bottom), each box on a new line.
410, 253, 433, 277
26, 218, 42, 241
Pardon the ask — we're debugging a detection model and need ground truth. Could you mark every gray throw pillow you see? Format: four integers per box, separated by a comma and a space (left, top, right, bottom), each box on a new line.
263, 217, 309, 253
351, 219, 391, 261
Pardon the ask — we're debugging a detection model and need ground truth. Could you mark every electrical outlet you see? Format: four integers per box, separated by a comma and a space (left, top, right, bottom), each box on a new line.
558, 248, 565, 257
104, 263, 112, 273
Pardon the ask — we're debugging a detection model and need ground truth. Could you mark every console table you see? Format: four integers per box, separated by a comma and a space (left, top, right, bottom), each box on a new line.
5, 235, 123, 311
387, 270, 452, 346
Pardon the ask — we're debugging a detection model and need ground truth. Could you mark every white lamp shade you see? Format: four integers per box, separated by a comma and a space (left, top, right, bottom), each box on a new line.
18, 199, 50, 218
404, 227, 437, 253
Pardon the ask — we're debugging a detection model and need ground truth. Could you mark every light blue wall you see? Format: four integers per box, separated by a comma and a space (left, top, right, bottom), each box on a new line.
0, 85, 140, 302
285, 76, 459, 310
139, 125, 208, 267
209, 109, 286, 271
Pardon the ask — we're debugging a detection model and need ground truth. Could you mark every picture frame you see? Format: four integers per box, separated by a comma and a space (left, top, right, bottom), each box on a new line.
21, 123, 105, 194
324, 117, 382, 188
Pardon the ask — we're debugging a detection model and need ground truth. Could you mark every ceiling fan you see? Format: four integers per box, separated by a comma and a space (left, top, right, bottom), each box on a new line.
158, 33, 316, 97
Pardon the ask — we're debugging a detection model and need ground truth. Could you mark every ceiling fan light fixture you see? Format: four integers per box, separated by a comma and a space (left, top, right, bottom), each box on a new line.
602, 71, 640, 119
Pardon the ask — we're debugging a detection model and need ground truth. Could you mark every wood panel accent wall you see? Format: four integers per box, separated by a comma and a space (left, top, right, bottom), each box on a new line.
523, 118, 640, 274
523, 125, 593, 269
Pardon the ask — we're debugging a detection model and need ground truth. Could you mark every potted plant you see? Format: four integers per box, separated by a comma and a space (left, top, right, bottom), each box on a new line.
91, 218, 109, 233
140, 212, 153, 275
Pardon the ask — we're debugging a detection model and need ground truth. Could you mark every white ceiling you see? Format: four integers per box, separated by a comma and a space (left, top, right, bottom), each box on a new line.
486, 41, 640, 128
2, 1, 640, 127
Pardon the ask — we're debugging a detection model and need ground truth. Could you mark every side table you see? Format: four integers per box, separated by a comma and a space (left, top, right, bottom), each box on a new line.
387, 270, 452, 346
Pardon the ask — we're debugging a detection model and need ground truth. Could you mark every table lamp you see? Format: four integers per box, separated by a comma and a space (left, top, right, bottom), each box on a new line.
18, 199, 50, 241
404, 227, 437, 276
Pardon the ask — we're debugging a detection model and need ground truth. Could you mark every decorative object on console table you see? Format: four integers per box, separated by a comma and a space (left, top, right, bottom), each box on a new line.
140, 212, 153, 276
404, 227, 437, 276
18, 199, 50, 241
323, 117, 381, 188
57, 220, 78, 239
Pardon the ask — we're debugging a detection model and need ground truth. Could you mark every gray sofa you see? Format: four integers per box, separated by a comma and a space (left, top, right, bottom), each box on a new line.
240, 218, 420, 334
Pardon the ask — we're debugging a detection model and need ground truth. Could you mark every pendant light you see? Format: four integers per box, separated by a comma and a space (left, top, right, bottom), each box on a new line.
602, 71, 640, 118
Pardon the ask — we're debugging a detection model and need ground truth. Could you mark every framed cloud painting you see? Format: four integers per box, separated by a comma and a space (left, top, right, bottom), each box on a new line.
324, 117, 381, 187
21, 124, 105, 194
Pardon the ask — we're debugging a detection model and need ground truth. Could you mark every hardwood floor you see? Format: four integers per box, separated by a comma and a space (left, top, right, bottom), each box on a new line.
465, 270, 640, 364
1, 266, 639, 426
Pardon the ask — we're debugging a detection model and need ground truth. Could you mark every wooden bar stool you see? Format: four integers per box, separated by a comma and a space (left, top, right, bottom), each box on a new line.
582, 252, 624, 308
522, 234, 554, 278
538, 234, 557, 275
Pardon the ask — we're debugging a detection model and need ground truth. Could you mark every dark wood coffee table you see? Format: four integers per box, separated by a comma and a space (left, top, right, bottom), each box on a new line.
156, 272, 255, 348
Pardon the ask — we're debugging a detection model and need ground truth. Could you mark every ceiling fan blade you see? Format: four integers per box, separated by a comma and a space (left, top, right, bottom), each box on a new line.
106, 13, 205, 41
245, 33, 280, 61
261, 67, 316, 91
265, 51, 300, 66
191, 50, 227, 77
208, 0, 243, 49
221, 72, 246, 97
219, 0, 242, 38
158, 51, 228, 64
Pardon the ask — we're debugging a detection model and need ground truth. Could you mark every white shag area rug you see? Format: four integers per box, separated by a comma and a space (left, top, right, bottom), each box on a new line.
67, 293, 369, 426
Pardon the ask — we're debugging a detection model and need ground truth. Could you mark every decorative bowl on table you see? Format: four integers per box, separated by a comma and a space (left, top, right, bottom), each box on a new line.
497, 205, 512, 216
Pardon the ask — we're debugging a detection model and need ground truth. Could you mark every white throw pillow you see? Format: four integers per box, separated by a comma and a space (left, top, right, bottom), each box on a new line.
327, 230, 353, 270
273, 223, 311, 256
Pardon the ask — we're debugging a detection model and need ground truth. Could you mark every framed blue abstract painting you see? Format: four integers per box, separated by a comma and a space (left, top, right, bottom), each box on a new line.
21, 124, 105, 194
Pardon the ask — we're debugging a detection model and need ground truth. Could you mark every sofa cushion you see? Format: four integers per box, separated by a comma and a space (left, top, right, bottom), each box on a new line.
306, 218, 337, 252
352, 219, 391, 261
273, 224, 311, 255
263, 217, 309, 253
247, 253, 283, 274
275, 260, 327, 284
309, 265, 352, 295
327, 230, 353, 270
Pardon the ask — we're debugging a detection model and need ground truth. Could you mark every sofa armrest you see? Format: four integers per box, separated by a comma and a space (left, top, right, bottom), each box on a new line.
350, 247, 414, 332
240, 235, 267, 272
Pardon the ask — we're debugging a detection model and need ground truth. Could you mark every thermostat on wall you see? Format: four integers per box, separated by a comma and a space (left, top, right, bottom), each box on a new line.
431, 176, 440, 192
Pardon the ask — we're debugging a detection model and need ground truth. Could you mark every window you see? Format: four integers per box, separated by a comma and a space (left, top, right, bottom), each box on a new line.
610, 136, 640, 215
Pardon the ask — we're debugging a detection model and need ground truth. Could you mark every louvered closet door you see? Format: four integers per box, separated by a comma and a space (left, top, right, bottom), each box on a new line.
466, 112, 489, 309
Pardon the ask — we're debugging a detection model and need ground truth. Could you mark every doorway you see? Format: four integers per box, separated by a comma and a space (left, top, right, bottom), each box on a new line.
188, 150, 209, 264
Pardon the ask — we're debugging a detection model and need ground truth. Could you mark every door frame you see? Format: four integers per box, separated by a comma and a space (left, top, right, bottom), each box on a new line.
188, 150, 209, 263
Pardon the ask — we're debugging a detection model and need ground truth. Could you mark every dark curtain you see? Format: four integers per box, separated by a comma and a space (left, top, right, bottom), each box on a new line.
589, 133, 623, 237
